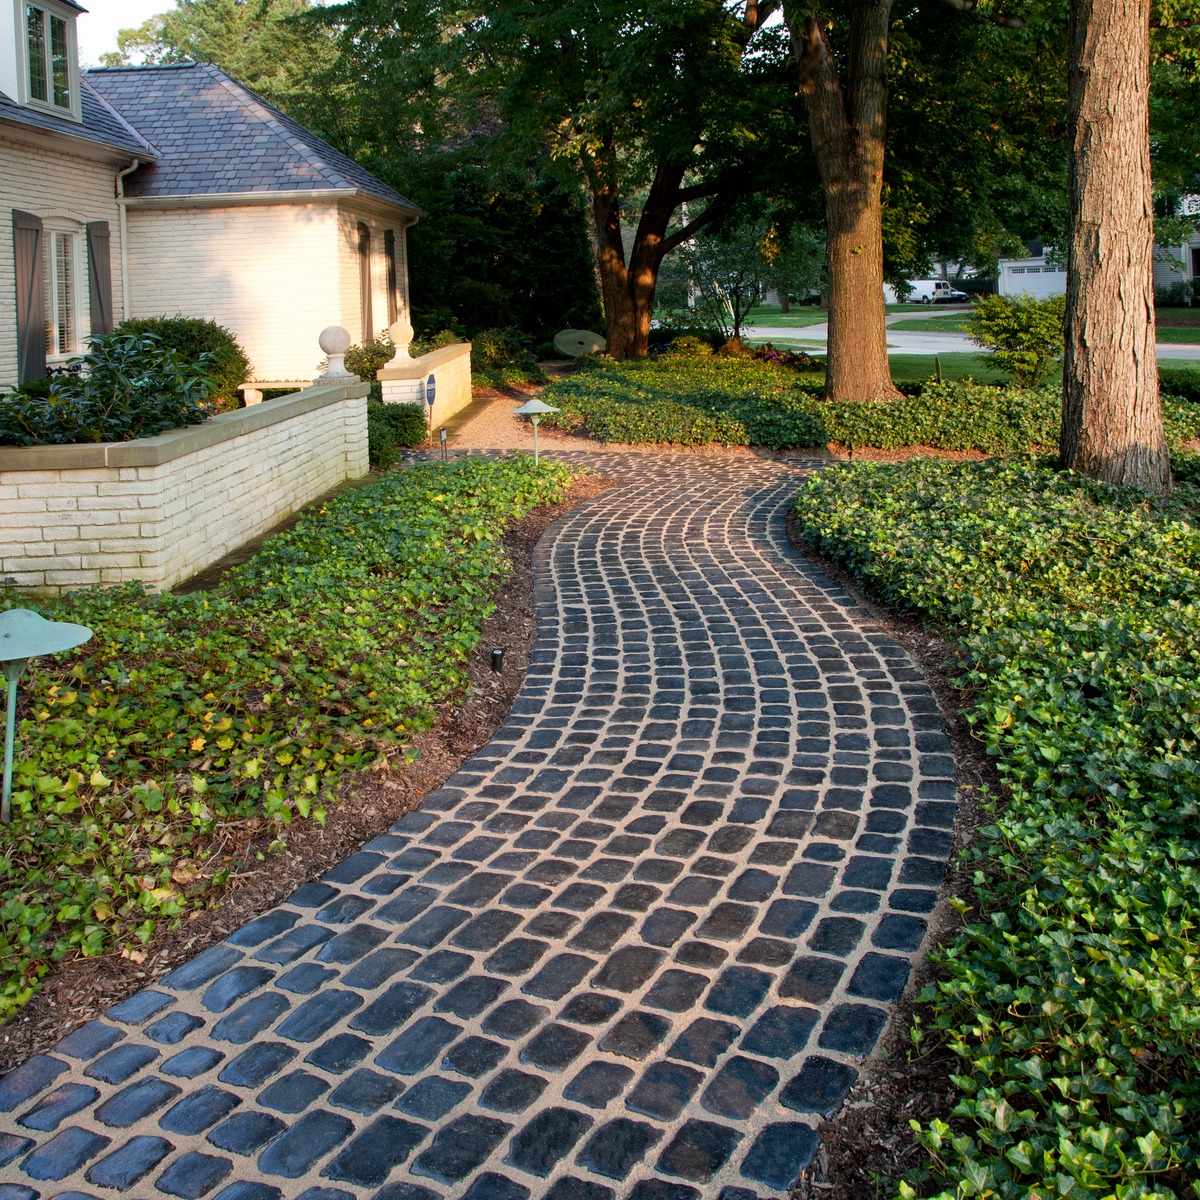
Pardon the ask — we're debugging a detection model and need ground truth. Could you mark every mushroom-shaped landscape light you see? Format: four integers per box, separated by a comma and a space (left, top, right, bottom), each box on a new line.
512, 397, 560, 466
0, 609, 92, 823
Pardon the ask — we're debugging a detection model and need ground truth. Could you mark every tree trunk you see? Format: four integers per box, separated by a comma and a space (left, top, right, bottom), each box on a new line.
785, 0, 901, 402
1060, 0, 1170, 494
778, 292, 791, 313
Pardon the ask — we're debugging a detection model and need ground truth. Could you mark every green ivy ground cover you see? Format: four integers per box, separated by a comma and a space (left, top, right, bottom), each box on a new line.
541, 358, 1200, 452
792, 457, 1200, 1199
0, 456, 571, 1019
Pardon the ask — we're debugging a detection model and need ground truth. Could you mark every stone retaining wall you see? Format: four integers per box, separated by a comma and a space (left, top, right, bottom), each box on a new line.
377, 341, 473, 431
0, 381, 370, 595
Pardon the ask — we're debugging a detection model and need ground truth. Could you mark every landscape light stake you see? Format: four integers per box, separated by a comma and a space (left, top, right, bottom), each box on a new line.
0, 609, 92, 824
512, 398, 561, 466
491, 648, 505, 673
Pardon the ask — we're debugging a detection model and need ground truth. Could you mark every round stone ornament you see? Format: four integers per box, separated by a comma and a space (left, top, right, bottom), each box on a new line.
553, 329, 607, 357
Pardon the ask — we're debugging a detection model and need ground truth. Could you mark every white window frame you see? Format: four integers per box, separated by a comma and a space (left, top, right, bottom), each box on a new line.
20, 0, 81, 122
40, 215, 86, 363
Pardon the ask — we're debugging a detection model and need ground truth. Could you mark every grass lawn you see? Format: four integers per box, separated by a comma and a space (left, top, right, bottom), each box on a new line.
1154, 326, 1200, 343
885, 353, 1006, 383
888, 314, 973, 333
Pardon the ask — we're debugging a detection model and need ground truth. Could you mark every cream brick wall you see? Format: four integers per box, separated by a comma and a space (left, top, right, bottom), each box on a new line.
337, 204, 412, 347
126, 203, 341, 384
0, 382, 370, 595
0, 134, 126, 388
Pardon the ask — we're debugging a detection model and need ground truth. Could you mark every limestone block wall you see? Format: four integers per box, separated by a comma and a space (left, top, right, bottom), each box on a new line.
377, 342, 473, 431
0, 381, 369, 595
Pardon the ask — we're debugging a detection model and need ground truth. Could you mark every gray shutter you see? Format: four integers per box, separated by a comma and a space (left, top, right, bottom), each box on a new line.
86, 221, 113, 337
384, 228, 398, 326
13, 209, 46, 384
357, 221, 372, 340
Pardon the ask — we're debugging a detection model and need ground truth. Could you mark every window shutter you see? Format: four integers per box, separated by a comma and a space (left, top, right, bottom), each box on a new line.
13, 209, 46, 384
86, 221, 113, 336
357, 221, 372, 341
384, 229, 399, 327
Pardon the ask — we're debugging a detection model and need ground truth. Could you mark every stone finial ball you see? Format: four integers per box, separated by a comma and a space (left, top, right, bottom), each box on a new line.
319, 325, 352, 355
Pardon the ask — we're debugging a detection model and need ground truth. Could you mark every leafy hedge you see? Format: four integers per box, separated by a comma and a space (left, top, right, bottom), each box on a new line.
0, 333, 219, 446
0, 457, 571, 1018
368, 399, 429, 467
792, 457, 1200, 1199
542, 358, 1200, 452
114, 315, 249, 409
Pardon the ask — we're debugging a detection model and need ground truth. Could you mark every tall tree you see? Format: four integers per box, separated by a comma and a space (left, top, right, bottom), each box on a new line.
322, 0, 800, 358
1060, 0, 1171, 494
783, 0, 900, 400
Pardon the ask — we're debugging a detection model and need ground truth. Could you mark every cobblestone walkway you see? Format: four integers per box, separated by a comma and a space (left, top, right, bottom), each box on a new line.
0, 453, 956, 1200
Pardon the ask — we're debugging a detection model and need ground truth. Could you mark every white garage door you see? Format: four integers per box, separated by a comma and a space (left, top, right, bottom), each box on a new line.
1002, 264, 1067, 299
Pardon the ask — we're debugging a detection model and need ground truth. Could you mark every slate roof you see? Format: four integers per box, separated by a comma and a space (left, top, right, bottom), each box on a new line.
86, 63, 420, 213
0, 76, 157, 160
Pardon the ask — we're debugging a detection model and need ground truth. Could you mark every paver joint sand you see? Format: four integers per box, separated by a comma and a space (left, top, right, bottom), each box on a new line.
0, 450, 956, 1200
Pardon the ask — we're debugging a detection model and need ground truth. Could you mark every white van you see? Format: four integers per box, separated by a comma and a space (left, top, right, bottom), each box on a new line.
884, 280, 969, 304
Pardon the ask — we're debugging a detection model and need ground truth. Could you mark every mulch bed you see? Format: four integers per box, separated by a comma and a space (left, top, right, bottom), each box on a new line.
785, 514, 1001, 1199
0, 472, 615, 1075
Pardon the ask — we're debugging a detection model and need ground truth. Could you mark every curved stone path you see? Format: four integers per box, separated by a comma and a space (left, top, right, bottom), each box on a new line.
0, 453, 957, 1200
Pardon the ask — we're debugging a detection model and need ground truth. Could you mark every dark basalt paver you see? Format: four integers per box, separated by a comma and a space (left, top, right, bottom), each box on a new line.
0, 452, 957, 1197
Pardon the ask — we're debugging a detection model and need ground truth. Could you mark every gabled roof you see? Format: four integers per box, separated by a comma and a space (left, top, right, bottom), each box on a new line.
86, 62, 420, 214
0, 77, 157, 160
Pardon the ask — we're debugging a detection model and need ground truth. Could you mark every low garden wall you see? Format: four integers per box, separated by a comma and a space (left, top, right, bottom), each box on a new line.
0, 381, 370, 595
377, 341, 473, 430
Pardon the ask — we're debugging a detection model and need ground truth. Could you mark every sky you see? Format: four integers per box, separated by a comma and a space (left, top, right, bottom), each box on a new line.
76, 0, 176, 68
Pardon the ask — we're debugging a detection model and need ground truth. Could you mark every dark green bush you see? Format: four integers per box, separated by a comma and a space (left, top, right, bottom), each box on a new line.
114, 315, 249, 407
471, 327, 547, 387
0, 456, 572, 1016
1159, 366, 1200, 406
345, 332, 396, 382
793, 457, 1200, 1198
368, 399, 428, 467
0, 333, 218, 446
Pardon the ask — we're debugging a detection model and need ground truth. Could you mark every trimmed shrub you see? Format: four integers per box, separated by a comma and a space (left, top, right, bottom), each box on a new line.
368, 399, 428, 467
967, 294, 1065, 386
114, 315, 249, 408
1160, 366, 1200, 406
0, 332, 218, 446
472, 327, 546, 387
667, 335, 714, 358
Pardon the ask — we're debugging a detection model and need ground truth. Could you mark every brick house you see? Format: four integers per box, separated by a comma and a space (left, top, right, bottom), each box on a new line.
1, 0, 421, 395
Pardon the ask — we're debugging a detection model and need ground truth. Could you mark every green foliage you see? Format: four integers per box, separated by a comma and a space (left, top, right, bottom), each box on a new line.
367, 400, 428, 467
666, 336, 715, 358
114, 315, 250, 408
1160, 366, 1200, 406
0, 333, 219, 446
344, 331, 396, 383
411, 330, 463, 356
471, 327, 547, 388
0, 457, 571, 1017
792, 457, 1200, 1199
540, 358, 1200, 452
967, 294, 1066, 387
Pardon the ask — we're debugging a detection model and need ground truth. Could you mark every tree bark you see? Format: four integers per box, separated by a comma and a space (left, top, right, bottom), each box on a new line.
785, 0, 901, 401
1060, 0, 1170, 494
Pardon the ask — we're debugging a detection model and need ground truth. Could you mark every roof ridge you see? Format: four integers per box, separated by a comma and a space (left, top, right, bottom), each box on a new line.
197, 63, 354, 192
80, 75, 159, 157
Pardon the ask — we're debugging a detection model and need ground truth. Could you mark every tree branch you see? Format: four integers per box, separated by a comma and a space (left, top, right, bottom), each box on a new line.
660, 199, 733, 257
938, 0, 1025, 28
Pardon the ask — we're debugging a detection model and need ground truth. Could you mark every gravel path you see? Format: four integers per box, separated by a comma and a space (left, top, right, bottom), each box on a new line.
0, 451, 956, 1200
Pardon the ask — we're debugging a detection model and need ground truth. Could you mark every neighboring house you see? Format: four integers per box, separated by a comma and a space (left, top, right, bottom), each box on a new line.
999, 231, 1200, 302
1, 1, 422, 394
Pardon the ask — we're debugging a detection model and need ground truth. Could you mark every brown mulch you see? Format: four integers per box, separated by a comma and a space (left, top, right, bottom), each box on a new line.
784, 514, 1001, 1200
0, 473, 616, 1075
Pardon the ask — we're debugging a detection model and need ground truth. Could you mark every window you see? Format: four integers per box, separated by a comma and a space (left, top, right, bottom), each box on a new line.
42, 225, 83, 359
357, 222, 373, 340
26, 4, 76, 115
